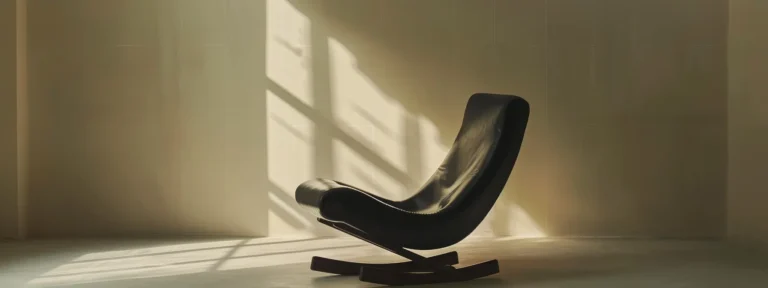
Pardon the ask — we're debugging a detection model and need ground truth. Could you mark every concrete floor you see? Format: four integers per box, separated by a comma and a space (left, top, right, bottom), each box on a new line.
1, 236, 767, 287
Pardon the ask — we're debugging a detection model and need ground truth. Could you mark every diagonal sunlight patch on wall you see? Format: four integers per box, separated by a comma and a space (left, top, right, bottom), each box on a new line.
266, 89, 315, 235
264, 0, 315, 237
267, 187, 313, 229
328, 38, 408, 174
266, 0, 312, 106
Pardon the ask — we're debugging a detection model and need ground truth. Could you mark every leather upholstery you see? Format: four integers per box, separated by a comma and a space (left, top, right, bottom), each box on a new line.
295, 93, 529, 250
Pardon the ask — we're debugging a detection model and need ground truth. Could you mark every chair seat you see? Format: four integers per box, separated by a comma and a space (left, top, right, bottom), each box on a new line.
295, 178, 471, 250
295, 178, 404, 218
294, 178, 426, 227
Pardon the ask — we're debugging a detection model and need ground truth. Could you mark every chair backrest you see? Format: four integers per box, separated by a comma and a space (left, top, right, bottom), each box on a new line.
398, 94, 529, 219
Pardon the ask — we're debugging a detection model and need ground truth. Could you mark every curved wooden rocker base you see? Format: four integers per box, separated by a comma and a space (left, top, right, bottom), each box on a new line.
311, 251, 459, 275
360, 259, 500, 286
311, 218, 500, 286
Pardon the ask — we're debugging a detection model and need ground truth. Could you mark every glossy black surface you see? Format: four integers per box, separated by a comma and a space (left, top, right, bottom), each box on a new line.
295, 93, 529, 250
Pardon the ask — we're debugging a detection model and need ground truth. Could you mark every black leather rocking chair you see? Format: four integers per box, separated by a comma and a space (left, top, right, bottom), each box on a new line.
295, 93, 530, 286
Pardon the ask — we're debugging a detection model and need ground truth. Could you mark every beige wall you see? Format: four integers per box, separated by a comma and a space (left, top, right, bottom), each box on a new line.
728, 0, 768, 248
0, 0, 19, 239
27, 0, 268, 237
26, 0, 727, 238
